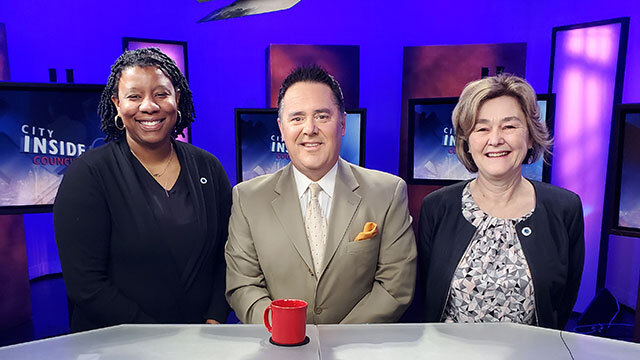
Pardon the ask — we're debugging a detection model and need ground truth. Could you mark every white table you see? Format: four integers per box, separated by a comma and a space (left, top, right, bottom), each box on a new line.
0, 324, 320, 360
1, 323, 639, 359
317, 323, 640, 359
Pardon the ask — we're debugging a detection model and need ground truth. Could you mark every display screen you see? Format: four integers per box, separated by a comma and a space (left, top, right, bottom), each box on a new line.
617, 109, 640, 230
0, 83, 105, 213
408, 95, 553, 184
235, 108, 366, 182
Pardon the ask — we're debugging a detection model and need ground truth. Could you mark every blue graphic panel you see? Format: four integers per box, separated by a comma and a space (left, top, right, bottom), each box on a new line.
410, 98, 548, 182
618, 112, 640, 229
0, 84, 105, 208
236, 109, 364, 182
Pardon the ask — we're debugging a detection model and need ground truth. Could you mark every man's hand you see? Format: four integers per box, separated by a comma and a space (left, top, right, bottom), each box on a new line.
206, 319, 220, 324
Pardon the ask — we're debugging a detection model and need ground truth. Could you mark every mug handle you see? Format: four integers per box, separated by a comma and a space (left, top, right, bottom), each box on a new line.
263, 305, 273, 333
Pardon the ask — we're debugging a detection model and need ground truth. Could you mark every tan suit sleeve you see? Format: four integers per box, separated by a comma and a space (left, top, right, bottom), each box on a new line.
340, 178, 417, 323
225, 186, 272, 324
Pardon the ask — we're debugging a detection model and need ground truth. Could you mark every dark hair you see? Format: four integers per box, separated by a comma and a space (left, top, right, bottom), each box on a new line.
276, 65, 345, 117
98, 47, 195, 142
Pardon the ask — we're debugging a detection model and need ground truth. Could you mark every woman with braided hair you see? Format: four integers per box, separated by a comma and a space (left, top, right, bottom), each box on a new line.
54, 48, 231, 331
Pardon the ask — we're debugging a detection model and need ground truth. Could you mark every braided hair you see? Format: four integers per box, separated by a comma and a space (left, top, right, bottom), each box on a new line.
98, 47, 195, 142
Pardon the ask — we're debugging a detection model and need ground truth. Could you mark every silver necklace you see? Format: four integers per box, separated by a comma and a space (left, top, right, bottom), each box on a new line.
130, 145, 174, 197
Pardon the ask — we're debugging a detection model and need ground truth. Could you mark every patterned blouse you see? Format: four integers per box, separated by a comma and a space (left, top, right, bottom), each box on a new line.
442, 183, 537, 324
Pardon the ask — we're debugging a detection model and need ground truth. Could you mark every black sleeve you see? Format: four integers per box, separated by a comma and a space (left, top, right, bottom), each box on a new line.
53, 157, 155, 328
204, 159, 232, 322
558, 193, 585, 328
404, 194, 437, 322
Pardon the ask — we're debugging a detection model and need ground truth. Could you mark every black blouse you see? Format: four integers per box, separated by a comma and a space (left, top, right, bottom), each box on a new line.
131, 156, 197, 275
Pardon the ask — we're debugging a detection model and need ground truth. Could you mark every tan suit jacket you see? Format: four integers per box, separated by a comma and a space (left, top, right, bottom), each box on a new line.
225, 159, 417, 324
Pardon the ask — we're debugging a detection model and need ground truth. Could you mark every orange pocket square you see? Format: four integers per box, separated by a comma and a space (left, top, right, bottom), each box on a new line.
354, 222, 378, 242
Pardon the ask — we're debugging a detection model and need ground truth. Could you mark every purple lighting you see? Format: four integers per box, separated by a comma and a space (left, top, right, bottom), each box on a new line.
126, 41, 187, 77
551, 21, 624, 312
566, 26, 616, 63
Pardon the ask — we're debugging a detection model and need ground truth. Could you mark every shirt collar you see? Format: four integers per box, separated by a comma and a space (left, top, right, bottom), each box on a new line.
292, 159, 339, 199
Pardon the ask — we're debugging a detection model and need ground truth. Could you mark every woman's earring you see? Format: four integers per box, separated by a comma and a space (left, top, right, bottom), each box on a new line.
177, 110, 182, 124
114, 115, 125, 131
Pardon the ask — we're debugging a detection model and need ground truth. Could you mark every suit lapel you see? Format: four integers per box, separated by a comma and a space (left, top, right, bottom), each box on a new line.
319, 159, 361, 278
272, 165, 315, 272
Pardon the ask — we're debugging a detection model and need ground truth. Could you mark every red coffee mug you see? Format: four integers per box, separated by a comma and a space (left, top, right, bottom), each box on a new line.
263, 299, 308, 345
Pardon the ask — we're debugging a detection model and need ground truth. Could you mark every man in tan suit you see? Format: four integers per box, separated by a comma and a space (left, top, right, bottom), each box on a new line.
225, 65, 416, 324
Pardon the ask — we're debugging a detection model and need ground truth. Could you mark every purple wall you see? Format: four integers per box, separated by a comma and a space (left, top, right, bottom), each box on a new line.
550, 21, 627, 312
1, 1, 637, 176
0, 0, 639, 311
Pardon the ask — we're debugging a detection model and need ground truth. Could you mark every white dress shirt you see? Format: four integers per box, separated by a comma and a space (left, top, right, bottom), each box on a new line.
292, 160, 338, 222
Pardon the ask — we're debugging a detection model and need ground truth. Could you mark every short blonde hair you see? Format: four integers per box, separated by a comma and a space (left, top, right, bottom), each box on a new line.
452, 74, 552, 173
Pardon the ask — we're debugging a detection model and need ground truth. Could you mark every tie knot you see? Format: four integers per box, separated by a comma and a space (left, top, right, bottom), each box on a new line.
308, 183, 321, 199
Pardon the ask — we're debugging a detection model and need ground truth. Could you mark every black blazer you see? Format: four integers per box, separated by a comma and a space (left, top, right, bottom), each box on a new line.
414, 179, 584, 330
54, 138, 231, 332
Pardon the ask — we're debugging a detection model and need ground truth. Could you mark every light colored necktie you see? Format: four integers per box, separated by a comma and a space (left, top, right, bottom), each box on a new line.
305, 183, 327, 275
